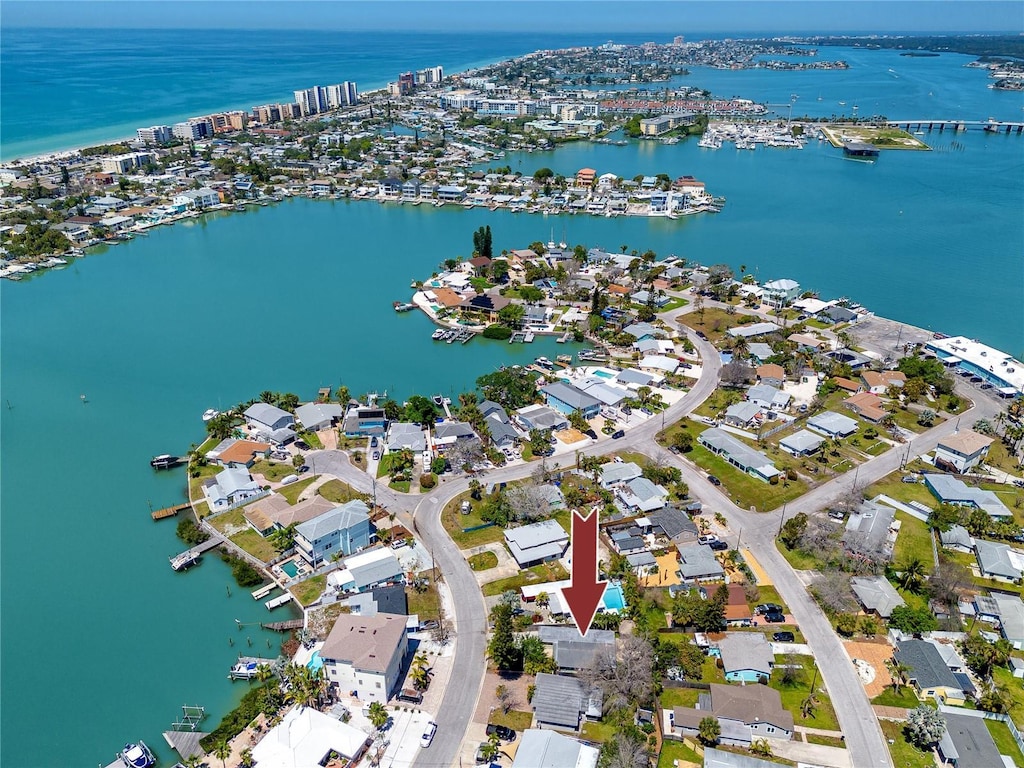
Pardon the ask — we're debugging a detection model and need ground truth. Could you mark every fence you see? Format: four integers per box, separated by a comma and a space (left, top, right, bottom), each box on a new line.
937, 704, 1024, 755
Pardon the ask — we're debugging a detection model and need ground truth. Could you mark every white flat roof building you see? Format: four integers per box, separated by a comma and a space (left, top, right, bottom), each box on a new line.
926, 336, 1024, 395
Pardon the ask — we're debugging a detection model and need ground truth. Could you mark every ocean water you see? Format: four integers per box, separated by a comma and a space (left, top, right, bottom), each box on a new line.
2, 26, 1024, 768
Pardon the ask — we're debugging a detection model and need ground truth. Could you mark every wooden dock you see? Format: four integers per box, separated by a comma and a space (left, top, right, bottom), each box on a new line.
169, 535, 222, 570
163, 730, 208, 762
262, 618, 303, 632
152, 502, 191, 520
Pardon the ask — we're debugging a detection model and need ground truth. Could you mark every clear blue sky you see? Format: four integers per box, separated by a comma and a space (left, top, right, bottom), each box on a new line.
2, 0, 1022, 32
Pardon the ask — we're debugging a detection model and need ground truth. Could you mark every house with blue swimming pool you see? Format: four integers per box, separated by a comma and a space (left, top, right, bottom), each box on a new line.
294, 499, 372, 567
716, 633, 774, 683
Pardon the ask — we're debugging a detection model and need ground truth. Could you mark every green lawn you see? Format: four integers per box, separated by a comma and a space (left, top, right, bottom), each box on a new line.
482, 561, 569, 597
208, 506, 248, 534
879, 719, 933, 768
252, 460, 298, 482
441, 492, 505, 549
686, 441, 807, 512
751, 585, 787, 611
865, 474, 938, 508
660, 686, 701, 709
188, 462, 224, 504
317, 479, 366, 504
229, 529, 279, 562
658, 297, 688, 313
871, 687, 922, 708
488, 709, 533, 732
657, 740, 704, 768
377, 453, 398, 478
984, 440, 1024, 475
769, 656, 840, 731
580, 720, 619, 743
986, 718, 1024, 766
278, 477, 317, 504
805, 734, 846, 748
389, 479, 411, 493
777, 542, 823, 571
468, 551, 498, 571
290, 575, 326, 606
297, 430, 323, 449
406, 574, 442, 620
892, 512, 935, 567
676, 308, 745, 345
992, 665, 1024, 725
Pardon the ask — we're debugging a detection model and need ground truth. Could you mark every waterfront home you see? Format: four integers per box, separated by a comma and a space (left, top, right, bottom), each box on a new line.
674, 543, 725, 583
514, 404, 568, 433
893, 639, 966, 705
244, 402, 295, 434
209, 438, 272, 469
294, 499, 372, 567
860, 370, 907, 394
850, 575, 905, 618
698, 428, 780, 482
575, 167, 596, 187
433, 421, 477, 446
539, 381, 601, 418
511, 729, 599, 768
634, 338, 675, 356
622, 321, 662, 341
341, 404, 387, 437
327, 547, 405, 594
504, 519, 569, 568
248, 495, 336, 534
319, 613, 408, 704
202, 467, 262, 512
486, 414, 520, 448
973, 538, 1023, 582
377, 177, 402, 198
400, 179, 420, 200
295, 402, 344, 432
806, 410, 859, 438
934, 429, 995, 473
459, 292, 511, 322
436, 184, 467, 202
250, 706, 370, 768
386, 422, 426, 453
762, 279, 800, 309
779, 429, 824, 457
668, 684, 793, 747
172, 187, 221, 209
532, 672, 603, 731
575, 377, 629, 409
843, 500, 897, 558
938, 713, 1004, 768
924, 474, 1013, 520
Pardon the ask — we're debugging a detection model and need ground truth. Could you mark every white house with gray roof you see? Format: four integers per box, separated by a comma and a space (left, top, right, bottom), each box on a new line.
515, 404, 569, 433
724, 401, 762, 428
295, 402, 344, 432
974, 539, 1023, 582
504, 519, 569, 568
939, 525, 974, 553
599, 461, 643, 487
202, 467, 262, 512
728, 322, 781, 339
294, 499, 372, 567
327, 547, 405, 594
843, 500, 897, 557
616, 476, 669, 512
779, 429, 824, 457
807, 410, 859, 438
698, 428, 779, 482
244, 402, 295, 433
746, 384, 790, 411
386, 422, 426, 453
925, 474, 1013, 520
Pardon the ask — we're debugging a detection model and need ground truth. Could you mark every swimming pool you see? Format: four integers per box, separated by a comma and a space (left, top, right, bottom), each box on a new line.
602, 583, 626, 612
281, 560, 299, 578
307, 651, 323, 672
592, 369, 614, 379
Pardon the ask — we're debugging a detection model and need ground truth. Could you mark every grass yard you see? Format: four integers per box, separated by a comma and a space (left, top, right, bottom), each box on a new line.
658, 297, 688, 312
487, 709, 533, 733
482, 561, 570, 597
866, 474, 938, 508
441, 492, 505, 549
769, 656, 840, 731
871, 687, 923, 708
657, 740, 704, 768
468, 551, 499, 571
750, 585, 787, 611
580, 720, 619, 743
230, 529, 279, 562
252, 460, 298, 482
676, 307, 745, 345
389, 479, 411, 492
986, 718, 1024, 766
317, 479, 366, 504
992, 665, 1024, 725
290, 575, 326, 606
892, 512, 935, 567
983, 441, 1024, 475
686, 441, 807, 511
208, 506, 248, 534
188, 462, 224, 504
376, 453, 398, 478
777, 542, 823, 571
406, 574, 442, 620
297, 430, 323, 449
278, 477, 317, 504
879, 719, 933, 768
660, 686, 702, 709
805, 734, 846, 748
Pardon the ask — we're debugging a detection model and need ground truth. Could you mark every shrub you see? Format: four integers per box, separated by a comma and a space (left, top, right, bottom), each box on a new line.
221, 552, 264, 587
176, 517, 209, 546
835, 613, 858, 636
420, 473, 436, 489
482, 324, 513, 340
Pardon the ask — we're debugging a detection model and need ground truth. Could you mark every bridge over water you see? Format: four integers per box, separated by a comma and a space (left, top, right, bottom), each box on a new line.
886, 119, 1024, 134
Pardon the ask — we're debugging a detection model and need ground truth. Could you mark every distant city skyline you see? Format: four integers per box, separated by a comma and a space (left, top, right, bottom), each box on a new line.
3, 0, 1022, 33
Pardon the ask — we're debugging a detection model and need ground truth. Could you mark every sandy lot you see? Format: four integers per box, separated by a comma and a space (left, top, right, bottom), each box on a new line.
843, 638, 894, 698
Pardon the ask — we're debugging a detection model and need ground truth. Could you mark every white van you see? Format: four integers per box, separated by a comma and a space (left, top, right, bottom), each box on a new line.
280, 474, 299, 485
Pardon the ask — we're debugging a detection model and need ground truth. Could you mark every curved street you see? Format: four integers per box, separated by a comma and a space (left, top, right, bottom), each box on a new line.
310, 315, 1000, 768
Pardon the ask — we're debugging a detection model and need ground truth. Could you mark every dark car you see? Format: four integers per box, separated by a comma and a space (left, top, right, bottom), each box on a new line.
764, 611, 786, 624
707, 474, 721, 486
611, 430, 625, 439
696, 330, 708, 340
756, 603, 784, 615
585, 429, 599, 440
297, 465, 311, 474
486, 724, 517, 742
773, 631, 795, 643
708, 540, 729, 551
294, 440, 310, 451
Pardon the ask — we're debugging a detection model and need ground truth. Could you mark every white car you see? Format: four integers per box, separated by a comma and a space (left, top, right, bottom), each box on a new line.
420, 721, 437, 748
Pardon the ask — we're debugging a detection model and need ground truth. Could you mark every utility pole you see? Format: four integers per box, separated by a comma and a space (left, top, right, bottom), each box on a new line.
777, 503, 788, 537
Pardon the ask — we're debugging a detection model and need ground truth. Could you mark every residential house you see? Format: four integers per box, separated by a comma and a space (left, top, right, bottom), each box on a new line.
532, 672, 602, 731
974, 538, 1023, 582
173, 187, 221, 209
386, 423, 426, 453
459, 292, 510, 322
433, 421, 477, 447
540, 381, 601, 419
724, 583, 752, 626
575, 378, 629, 410
243, 494, 330, 535
844, 391, 887, 423
939, 525, 975, 554
843, 500, 897, 558
576, 167, 596, 187
746, 384, 791, 412
938, 712, 1004, 768
514, 404, 569, 433
850, 575, 905, 618
378, 177, 402, 198
990, 594, 1024, 648
723, 401, 763, 429
294, 402, 345, 432
675, 543, 725, 583
250, 706, 370, 768
828, 347, 873, 369
821, 305, 858, 324
717, 633, 774, 682
861, 370, 907, 395
788, 333, 829, 353
669, 684, 793, 746
756, 364, 785, 389
202, 467, 262, 512
537, 625, 615, 671
893, 639, 966, 705
327, 547, 405, 594
833, 377, 862, 394
779, 429, 824, 457
209, 438, 271, 468
703, 748, 785, 768
486, 415, 521, 448
934, 430, 995, 473
728, 322, 781, 339
401, 179, 421, 201
319, 613, 408, 703
436, 184, 467, 201
622, 321, 662, 341
616, 476, 669, 512
505, 519, 569, 568
638, 355, 680, 374
342, 405, 388, 437
807, 410, 859, 438
746, 343, 775, 365
698, 428, 780, 482
599, 461, 643, 488
646, 507, 700, 545
924, 474, 1013, 520
615, 368, 658, 388
294, 499, 372, 567
244, 402, 295, 434
511, 729, 599, 768
761, 279, 800, 309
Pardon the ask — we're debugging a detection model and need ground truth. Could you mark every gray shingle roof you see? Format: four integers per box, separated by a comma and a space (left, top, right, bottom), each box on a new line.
675, 543, 724, 580
850, 575, 905, 618
717, 633, 773, 676
295, 499, 369, 542
504, 519, 569, 566
974, 538, 1021, 580
600, 461, 643, 486
646, 507, 698, 540
780, 429, 824, 454
938, 713, 1003, 768
807, 410, 859, 437
894, 639, 963, 692
532, 673, 601, 729
511, 729, 599, 768
541, 381, 600, 411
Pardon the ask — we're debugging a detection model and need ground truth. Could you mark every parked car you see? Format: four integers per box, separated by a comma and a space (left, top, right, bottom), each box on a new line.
708, 540, 729, 551
585, 429, 598, 440
420, 722, 437, 748
486, 724, 517, 742
370, 436, 378, 448
696, 330, 708, 340
773, 632, 795, 643
294, 440, 310, 451
756, 604, 784, 615
372, 451, 380, 460
707, 474, 722, 486
611, 430, 625, 439
827, 509, 846, 520
297, 465, 310, 474
764, 611, 786, 624
698, 535, 719, 545
901, 474, 921, 484
419, 619, 439, 631
280, 474, 299, 485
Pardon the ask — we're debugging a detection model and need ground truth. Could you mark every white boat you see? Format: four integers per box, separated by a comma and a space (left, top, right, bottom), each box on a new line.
535, 356, 553, 368
431, 329, 445, 340
523, 332, 535, 343
202, 408, 220, 422
119, 741, 156, 768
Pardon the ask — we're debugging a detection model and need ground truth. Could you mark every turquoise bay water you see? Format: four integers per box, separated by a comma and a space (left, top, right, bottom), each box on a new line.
2, 28, 1023, 768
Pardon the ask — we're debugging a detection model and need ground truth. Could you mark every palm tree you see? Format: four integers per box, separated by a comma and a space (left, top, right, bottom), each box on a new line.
697, 716, 721, 745
886, 659, 910, 693
367, 700, 389, 730
899, 558, 927, 592
212, 740, 231, 768
536, 591, 550, 610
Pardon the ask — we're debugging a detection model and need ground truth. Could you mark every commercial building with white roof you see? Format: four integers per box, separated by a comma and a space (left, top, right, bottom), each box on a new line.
926, 335, 1024, 396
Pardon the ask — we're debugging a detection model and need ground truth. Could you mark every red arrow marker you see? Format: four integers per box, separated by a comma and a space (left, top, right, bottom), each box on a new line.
562, 509, 608, 637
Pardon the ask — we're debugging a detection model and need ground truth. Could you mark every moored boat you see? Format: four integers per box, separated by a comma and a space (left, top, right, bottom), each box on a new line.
150, 454, 182, 470
119, 741, 156, 768
202, 408, 220, 422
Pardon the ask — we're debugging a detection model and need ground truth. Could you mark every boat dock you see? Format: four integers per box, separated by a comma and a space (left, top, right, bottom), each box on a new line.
524, 331, 535, 343
557, 332, 572, 343
251, 583, 278, 600
229, 655, 274, 680
447, 328, 476, 344
163, 705, 207, 763
169, 535, 222, 571
265, 592, 294, 611
262, 618, 304, 632
509, 331, 527, 344
152, 502, 191, 520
